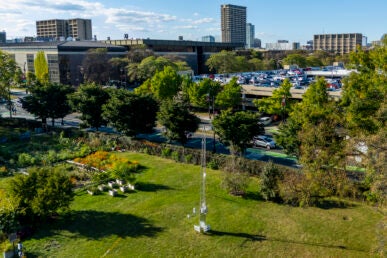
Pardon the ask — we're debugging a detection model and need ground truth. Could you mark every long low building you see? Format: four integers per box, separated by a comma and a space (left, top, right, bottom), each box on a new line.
0, 41, 126, 86
101, 38, 245, 75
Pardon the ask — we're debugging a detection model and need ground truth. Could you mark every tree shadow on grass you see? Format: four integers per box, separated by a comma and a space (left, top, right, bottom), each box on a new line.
315, 199, 357, 210
31, 210, 163, 240
135, 182, 173, 192
209, 229, 367, 253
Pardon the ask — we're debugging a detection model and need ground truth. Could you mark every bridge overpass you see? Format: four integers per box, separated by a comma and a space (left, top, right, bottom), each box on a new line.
241, 85, 342, 108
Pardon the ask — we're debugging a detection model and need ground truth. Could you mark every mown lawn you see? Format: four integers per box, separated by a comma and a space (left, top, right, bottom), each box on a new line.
4, 152, 385, 257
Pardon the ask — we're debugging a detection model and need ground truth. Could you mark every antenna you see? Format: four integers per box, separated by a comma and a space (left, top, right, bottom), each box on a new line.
194, 128, 210, 233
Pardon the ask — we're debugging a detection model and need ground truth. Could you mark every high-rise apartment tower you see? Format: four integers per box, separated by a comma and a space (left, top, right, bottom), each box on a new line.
221, 4, 246, 45
313, 33, 363, 54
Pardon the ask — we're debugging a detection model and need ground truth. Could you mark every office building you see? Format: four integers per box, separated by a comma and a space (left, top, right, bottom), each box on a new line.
102, 38, 244, 74
0, 31, 6, 44
253, 38, 261, 48
0, 41, 125, 86
313, 33, 363, 54
36, 18, 92, 41
221, 4, 246, 45
246, 23, 254, 48
202, 35, 215, 42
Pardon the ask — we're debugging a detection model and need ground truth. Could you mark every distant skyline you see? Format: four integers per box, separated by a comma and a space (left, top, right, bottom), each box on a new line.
1, 0, 386, 44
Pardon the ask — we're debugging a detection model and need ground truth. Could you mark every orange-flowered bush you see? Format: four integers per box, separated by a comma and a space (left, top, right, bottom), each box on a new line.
74, 151, 139, 172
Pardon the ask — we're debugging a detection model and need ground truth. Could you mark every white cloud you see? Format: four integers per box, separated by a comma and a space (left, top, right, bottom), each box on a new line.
0, 0, 219, 40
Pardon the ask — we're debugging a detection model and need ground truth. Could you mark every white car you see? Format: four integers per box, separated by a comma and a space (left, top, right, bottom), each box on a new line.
253, 135, 276, 149
258, 117, 272, 126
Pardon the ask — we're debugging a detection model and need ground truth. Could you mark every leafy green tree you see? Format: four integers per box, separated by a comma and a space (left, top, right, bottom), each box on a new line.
341, 38, 387, 204
215, 77, 242, 110
306, 56, 323, 67
9, 166, 74, 222
254, 78, 293, 116
22, 83, 74, 127
135, 66, 182, 100
34, 51, 49, 84
282, 53, 307, 68
129, 56, 177, 83
275, 77, 346, 203
0, 50, 18, 118
157, 100, 200, 147
188, 78, 222, 109
0, 190, 19, 234
206, 50, 238, 74
69, 83, 110, 130
82, 48, 111, 85
213, 110, 264, 155
102, 90, 158, 136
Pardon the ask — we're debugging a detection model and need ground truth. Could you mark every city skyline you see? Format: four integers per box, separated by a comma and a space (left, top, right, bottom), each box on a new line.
1, 0, 386, 44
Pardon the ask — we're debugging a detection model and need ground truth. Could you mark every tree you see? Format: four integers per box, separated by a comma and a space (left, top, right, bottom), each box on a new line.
215, 77, 242, 110
69, 83, 110, 130
282, 53, 307, 68
9, 166, 74, 222
128, 56, 177, 83
206, 50, 239, 74
275, 77, 347, 203
34, 51, 49, 84
212, 110, 264, 155
254, 78, 293, 117
187, 78, 222, 109
82, 48, 111, 85
21, 83, 74, 127
102, 90, 159, 136
0, 50, 18, 118
135, 66, 182, 100
157, 100, 200, 147
341, 38, 387, 204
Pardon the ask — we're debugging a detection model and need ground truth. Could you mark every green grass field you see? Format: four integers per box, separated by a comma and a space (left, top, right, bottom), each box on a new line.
5, 152, 380, 258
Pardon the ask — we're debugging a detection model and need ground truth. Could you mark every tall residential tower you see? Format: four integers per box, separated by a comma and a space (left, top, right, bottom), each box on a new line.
221, 4, 246, 45
246, 23, 255, 48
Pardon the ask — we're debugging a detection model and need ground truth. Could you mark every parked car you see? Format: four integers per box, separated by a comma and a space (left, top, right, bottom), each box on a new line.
253, 135, 276, 149
258, 116, 272, 126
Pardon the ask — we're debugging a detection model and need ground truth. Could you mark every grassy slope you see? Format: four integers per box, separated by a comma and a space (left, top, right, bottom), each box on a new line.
8, 153, 384, 257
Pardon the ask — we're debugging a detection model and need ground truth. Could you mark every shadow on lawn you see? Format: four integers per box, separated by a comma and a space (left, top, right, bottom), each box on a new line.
33, 210, 163, 240
135, 182, 173, 192
209, 229, 367, 253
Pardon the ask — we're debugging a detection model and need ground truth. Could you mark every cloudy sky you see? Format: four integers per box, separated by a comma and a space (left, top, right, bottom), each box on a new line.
1, 0, 386, 44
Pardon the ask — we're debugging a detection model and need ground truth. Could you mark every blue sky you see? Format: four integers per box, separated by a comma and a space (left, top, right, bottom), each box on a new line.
1, 0, 386, 44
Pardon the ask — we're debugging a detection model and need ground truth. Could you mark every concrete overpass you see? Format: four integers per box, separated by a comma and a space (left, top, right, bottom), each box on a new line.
241, 85, 342, 108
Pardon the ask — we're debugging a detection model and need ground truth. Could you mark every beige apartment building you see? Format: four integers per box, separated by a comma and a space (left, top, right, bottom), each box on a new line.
36, 18, 92, 41
313, 33, 363, 55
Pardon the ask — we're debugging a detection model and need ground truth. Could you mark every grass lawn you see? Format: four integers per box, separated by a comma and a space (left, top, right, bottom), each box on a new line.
3, 152, 384, 257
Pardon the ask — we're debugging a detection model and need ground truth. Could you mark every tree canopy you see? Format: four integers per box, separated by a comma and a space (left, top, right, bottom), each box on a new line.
69, 83, 110, 130
9, 166, 74, 222
157, 100, 200, 146
0, 50, 18, 118
34, 51, 49, 84
215, 77, 242, 110
254, 78, 293, 116
135, 66, 182, 100
187, 78, 222, 109
213, 110, 264, 155
22, 82, 74, 127
102, 90, 159, 136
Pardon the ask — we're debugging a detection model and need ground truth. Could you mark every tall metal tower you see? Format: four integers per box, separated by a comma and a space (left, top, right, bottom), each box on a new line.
194, 135, 210, 233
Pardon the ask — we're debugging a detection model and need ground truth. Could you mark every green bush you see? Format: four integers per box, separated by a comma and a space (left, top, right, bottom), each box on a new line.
17, 153, 36, 167
161, 148, 172, 158
207, 160, 219, 170
171, 151, 179, 162
222, 171, 249, 196
184, 154, 193, 164
260, 161, 283, 201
